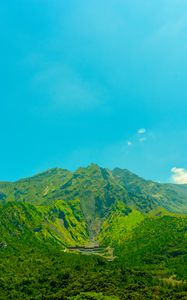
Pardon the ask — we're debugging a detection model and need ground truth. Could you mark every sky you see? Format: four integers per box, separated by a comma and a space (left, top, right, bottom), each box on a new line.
1, 0, 187, 183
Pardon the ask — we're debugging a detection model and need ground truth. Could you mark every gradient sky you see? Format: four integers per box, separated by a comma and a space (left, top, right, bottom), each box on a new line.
1, 0, 187, 182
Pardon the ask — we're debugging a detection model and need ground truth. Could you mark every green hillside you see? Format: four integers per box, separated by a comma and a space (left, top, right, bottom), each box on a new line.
99, 205, 187, 277
0, 200, 89, 249
0, 165, 187, 299
113, 168, 187, 213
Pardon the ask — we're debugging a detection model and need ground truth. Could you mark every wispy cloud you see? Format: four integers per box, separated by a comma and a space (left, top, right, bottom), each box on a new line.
125, 128, 148, 147
171, 167, 187, 184
138, 128, 146, 134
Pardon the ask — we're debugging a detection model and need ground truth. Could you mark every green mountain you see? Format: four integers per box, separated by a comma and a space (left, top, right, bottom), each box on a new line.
1, 164, 187, 212
112, 168, 187, 213
0, 164, 186, 244
0, 164, 187, 299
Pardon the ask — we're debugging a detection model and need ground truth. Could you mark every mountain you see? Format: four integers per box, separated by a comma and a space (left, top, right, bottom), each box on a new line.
113, 168, 187, 213
0, 164, 187, 299
0, 164, 187, 246
1, 164, 187, 212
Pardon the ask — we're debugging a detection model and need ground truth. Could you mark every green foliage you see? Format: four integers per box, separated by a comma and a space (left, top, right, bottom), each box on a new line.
0, 245, 186, 300
0, 200, 89, 248
98, 203, 145, 247
100, 210, 187, 280
69, 292, 120, 299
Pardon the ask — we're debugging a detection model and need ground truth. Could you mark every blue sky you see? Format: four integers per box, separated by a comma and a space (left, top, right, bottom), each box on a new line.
1, 0, 187, 183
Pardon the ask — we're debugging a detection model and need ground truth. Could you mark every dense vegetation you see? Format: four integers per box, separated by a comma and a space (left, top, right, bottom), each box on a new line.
0, 165, 187, 299
0, 242, 186, 300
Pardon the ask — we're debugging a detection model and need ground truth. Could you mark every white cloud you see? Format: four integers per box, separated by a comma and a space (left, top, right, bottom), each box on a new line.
171, 167, 187, 184
127, 141, 132, 146
138, 128, 146, 134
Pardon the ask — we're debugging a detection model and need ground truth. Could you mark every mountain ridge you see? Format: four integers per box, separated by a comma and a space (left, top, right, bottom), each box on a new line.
0, 164, 187, 213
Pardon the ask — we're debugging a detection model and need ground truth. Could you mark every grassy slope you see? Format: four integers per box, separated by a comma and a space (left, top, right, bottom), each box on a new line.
99, 204, 187, 281
0, 200, 89, 248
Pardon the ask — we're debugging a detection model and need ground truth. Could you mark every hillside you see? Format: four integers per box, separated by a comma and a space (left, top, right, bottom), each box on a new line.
112, 168, 187, 213
0, 165, 187, 299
